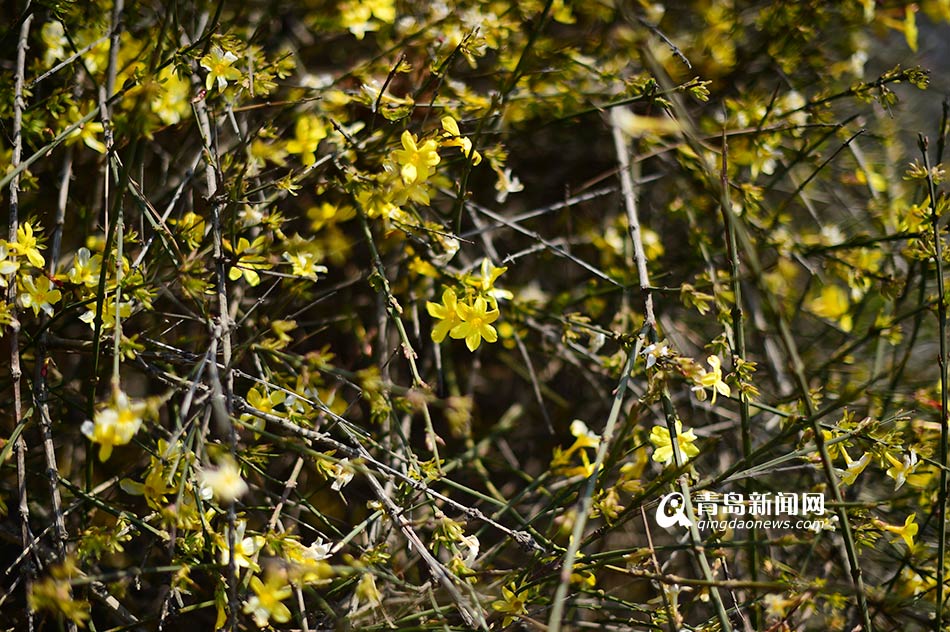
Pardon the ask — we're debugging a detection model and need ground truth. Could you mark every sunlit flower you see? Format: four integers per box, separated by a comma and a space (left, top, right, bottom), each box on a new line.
218, 520, 263, 570
340, 0, 396, 39
303, 538, 332, 561
353, 572, 382, 608
641, 339, 669, 369
120, 461, 176, 510
763, 593, 797, 619
81, 390, 147, 461
67, 247, 103, 287
245, 385, 286, 415
451, 296, 499, 351
809, 285, 852, 332
494, 166, 524, 204
286, 115, 328, 166
18, 275, 62, 317
426, 288, 462, 343
0, 241, 20, 287
649, 420, 700, 465
11, 221, 46, 269
440, 116, 482, 164
331, 458, 355, 491
880, 513, 918, 549
151, 66, 191, 125
569, 420, 600, 451
282, 251, 327, 280
169, 212, 206, 250
199, 456, 249, 503
355, 186, 399, 220
79, 300, 133, 330
465, 258, 513, 303
225, 236, 271, 287
41, 21, 68, 67
491, 583, 529, 627
64, 108, 106, 154
200, 47, 241, 92
391, 130, 440, 184
837, 450, 871, 486
243, 574, 292, 627
884, 449, 918, 490
693, 356, 731, 404
282, 538, 334, 585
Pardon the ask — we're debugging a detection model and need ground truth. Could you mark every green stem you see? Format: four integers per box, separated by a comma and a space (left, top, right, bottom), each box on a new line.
921, 134, 948, 632
718, 122, 758, 627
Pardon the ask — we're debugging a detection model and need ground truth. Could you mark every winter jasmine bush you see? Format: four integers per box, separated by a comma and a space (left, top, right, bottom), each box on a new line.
2, 1, 950, 630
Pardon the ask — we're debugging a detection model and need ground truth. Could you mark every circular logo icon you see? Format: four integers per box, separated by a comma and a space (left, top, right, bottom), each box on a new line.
655, 492, 693, 529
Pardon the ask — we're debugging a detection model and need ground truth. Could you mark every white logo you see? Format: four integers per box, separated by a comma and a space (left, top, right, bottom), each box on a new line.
655, 492, 693, 529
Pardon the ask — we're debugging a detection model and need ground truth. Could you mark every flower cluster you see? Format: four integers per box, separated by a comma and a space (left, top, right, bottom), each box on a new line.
426, 259, 512, 352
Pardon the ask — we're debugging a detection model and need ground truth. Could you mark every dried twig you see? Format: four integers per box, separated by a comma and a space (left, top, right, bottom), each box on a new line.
9, 9, 36, 631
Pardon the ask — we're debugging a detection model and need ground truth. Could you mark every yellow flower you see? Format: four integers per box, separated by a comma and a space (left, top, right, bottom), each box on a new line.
451, 296, 499, 351
81, 122, 107, 152
763, 593, 797, 619
245, 385, 286, 415
880, 513, 918, 549
0, 241, 20, 287
693, 355, 731, 404
837, 449, 871, 486
354, 572, 382, 608
493, 166, 524, 204
809, 285, 852, 332
464, 258, 513, 303
340, 0, 396, 39
81, 390, 147, 461
426, 288, 462, 343
649, 420, 700, 465
355, 186, 399, 220
308, 202, 355, 231
282, 251, 328, 280
330, 458, 355, 491
199, 456, 249, 503
217, 520, 264, 570
440, 116, 482, 165
391, 130, 440, 184
63, 107, 106, 154
491, 583, 530, 627
225, 236, 271, 286
283, 538, 334, 585
200, 47, 241, 92
18, 274, 62, 317
41, 21, 68, 67
169, 212, 206, 250
286, 115, 328, 166
11, 221, 46, 269
120, 461, 177, 510
79, 300, 133, 330
67, 247, 103, 287
569, 420, 600, 451
883, 449, 918, 490
243, 574, 292, 627
151, 65, 191, 125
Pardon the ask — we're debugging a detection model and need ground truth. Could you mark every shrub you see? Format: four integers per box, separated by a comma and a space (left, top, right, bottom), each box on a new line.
2, 1, 949, 630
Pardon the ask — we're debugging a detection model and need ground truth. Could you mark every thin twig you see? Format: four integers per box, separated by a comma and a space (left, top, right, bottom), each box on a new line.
357, 209, 442, 468
9, 9, 36, 631
719, 119, 759, 626
921, 133, 948, 632
192, 52, 239, 629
